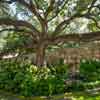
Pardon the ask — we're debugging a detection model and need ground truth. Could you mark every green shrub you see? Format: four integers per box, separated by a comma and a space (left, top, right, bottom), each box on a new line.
0, 60, 67, 96
80, 60, 100, 82
1, 59, 100, 96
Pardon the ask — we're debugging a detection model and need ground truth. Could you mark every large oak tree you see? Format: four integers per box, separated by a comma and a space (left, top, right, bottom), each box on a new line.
0, 0, 100, 67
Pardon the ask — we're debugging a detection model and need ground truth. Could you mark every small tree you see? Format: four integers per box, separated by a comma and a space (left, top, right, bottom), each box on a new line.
0, 0, 100, 67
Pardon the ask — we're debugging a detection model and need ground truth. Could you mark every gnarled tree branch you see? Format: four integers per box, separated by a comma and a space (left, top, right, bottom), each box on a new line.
46, 31, 100, 45
44, 0, 55, 18
0, 27, 38, 41
0, 18, 40, 35
87, 0, 98, 13
1, 0, 46, 34
48, 0, 69, 22
16, 0, 44, 21
52, 14, 86, 35
16, 0, 46, 33
86, 16, 100, 29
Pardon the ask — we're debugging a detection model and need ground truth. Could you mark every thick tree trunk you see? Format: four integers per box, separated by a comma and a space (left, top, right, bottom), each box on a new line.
35, 45, 45, 67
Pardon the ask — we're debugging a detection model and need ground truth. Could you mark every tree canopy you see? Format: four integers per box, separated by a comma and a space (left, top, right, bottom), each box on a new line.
0, 0, 100, 66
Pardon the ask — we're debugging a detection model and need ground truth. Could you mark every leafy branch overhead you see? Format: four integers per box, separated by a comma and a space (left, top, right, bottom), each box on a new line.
0, 0, 100, 42
0, 0, 100, 66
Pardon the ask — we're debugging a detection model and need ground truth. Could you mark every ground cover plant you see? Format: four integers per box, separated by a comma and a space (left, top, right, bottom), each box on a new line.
0, 59, 100, 97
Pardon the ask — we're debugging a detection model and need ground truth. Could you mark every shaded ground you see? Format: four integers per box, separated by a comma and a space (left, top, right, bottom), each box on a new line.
0, 90, 22, 100
0, 90, 100, 100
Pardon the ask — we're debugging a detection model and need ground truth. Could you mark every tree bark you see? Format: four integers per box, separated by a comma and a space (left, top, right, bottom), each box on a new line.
35, 45, 45, 67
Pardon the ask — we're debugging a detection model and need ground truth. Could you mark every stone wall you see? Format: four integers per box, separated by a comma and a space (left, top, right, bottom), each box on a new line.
46, 47, 100, 65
